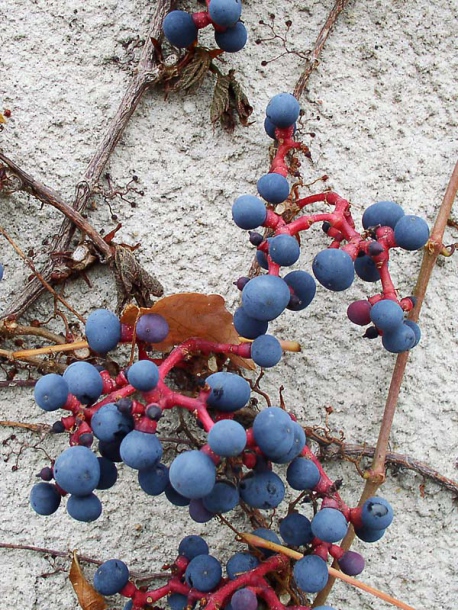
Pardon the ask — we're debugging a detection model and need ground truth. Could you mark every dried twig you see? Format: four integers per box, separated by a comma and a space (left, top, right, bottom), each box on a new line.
0, 0, 173, 320
306, 428, 458, 495
0, 542, 168, 582
293, 0, 351, 99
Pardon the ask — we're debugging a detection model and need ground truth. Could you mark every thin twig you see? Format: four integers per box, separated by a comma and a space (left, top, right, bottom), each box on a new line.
314, 160, 458, 606
0, 226, 86, 323
306, 429, 458, 495
0, 152, 112, 259
293, 0, 351, 99
0, 542, 168, 581
0, 0, 173, 321
0, 420, 51, 433
0, 319, 67, 345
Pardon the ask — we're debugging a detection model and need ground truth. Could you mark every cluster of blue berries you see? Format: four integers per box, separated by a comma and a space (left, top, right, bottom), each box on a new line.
232, 93, 430, 354
91, 534, 342, 609
163, 0, 247, 53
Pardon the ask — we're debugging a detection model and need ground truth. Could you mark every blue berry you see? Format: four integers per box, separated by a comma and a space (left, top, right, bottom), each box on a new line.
311, 508, 348, 543
257, 173, 290, 204
354, 254, 381, 282
250, 334, 282, 368
239, 470, 285, 509
266, 93, 300, 128
209, 0, 242, 27
30, 482, 61, 515
169, 450, 216, 499
361, 496, 394, 530
120, 430, 163, 470
279, 512, 313, 546
382, 323, 417, 353
63, 361, 103, 404
96, 457, 118, 490
208, 419, 247, 457
233, 306, 269, 339
127, 360, 160, 392
253, 406, 295, 460
312, 249, 355, 291
205, 372, 251, 412
178, 535, 209, 560
232, 195, 267, 229
85, 309, 121, 354
34, 374, 69, 412
138, 463, 169, 496
362, 200, 405, 229
284, 270, 316, 311
67, 492, 102, 522
226, 552, 259, 579
54, 446, 100, 495
94, 559, 130, 595
268, 234, 300, 266
202, 480, 239, 513
293, 555, 328, 593
394, 215, 430, 250
370, 299, 404, 332
241, 274, 290, 321
91, 403, 134, 443
286, 457, 321, 490
185, 555, 222, 592
163, 11, 198, 48
215, 21, 247, 53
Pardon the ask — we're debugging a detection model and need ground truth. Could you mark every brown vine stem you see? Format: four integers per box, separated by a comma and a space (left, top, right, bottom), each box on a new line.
0, 320, 67, 345
314, 160, 458, 607
0, 542, 167, 581
293, 0, 351, 99
0, 152, 112, 260
0, 0, 173, 321
0, 226, 86, 324
0, 420, 51, 433
306, 429, 458, 495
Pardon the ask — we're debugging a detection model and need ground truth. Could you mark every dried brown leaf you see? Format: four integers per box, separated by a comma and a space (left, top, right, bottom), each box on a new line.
112, 245, 163, 313
172, 49, 212, 92
69, 551, 107, 610
121, 294, 255, 370
228, 71, 253, 126
211, 73, 231, 126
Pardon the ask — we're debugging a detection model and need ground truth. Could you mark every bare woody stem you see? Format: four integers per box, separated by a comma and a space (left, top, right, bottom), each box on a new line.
293, 0, 351, 99
313, 159, 458, 607
0, 0, 173, 321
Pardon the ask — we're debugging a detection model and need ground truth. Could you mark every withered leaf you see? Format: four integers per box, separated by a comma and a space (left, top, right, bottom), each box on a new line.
112, 245, 164, 314
228, 70, 253, 126
69, 551, 107, 610
211, 69, 253, 131
211, 73, 231, 126
172, 48, 212, 92
121, 293, 255, 370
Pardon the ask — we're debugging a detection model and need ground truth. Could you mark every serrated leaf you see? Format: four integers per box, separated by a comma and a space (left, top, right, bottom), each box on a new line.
211, 73, 231, 125
173, 49, 212, 92
69, 551, 107, 610
228, 71, 253, 126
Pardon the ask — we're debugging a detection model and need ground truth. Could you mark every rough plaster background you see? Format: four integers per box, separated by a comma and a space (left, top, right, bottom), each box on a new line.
0, 0, 457, 609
